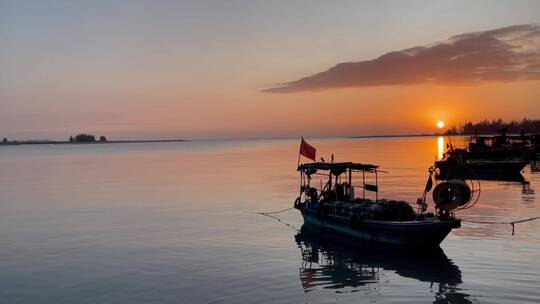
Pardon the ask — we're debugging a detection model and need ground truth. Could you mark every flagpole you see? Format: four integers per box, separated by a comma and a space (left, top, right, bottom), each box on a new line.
297, 137, 302, 168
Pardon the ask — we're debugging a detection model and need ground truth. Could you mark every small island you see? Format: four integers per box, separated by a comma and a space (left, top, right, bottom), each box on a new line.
0, 133, 185, 146
69, 134, 107, 143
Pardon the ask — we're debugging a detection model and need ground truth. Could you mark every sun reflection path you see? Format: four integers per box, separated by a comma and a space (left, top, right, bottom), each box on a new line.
437, 136, 445, 160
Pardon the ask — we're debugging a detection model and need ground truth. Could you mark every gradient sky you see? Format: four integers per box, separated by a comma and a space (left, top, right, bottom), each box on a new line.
1, 0, 539, 140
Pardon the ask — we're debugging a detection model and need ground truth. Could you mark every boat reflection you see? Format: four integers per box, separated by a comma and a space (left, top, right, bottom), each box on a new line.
522, 181, 535, 202
295, 225, 473, 303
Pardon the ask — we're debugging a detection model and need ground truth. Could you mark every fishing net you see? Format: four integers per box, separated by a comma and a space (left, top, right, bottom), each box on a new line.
352, 199, 416, 221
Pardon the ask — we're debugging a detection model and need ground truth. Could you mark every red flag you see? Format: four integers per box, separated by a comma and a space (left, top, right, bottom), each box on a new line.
299, 137, 316, 161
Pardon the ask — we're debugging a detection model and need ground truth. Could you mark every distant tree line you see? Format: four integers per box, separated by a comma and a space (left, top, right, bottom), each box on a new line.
444, 118, 540, 135
69, 134, 107, 143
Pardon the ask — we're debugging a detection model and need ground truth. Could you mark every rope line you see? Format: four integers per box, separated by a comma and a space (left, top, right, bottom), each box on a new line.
462, 216, 539, 225
462, 216, 540, 235
256, 206, 297, 231
256, 206, 294, 215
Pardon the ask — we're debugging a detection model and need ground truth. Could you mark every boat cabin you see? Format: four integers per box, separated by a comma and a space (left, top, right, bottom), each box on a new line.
297, 162, 381, 205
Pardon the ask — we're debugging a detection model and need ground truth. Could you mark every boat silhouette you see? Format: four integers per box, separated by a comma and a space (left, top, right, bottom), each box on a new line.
295, 162, 464, 247
435, 129, 533, 180
295, 225, 474, 303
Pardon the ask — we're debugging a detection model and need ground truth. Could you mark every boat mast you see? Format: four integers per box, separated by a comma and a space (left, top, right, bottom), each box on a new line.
362, 170, 366, 199
375, 169, 378, 202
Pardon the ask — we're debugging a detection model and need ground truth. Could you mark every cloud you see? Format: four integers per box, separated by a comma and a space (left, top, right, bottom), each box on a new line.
263, 24, 540, 93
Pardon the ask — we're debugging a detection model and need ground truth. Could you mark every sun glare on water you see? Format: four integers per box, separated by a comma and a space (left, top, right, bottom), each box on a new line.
437, 121, 445, 129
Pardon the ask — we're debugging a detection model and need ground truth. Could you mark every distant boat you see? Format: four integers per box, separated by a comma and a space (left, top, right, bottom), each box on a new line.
294, 162, 466, 247
435, 128, 531, 179
465, 128, 534, 161
435, 157, 527, 180
458, 128, 533, 160
465, 137, 532, 161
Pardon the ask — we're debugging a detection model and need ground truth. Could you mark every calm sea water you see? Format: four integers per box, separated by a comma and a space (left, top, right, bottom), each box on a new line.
0, 137, 538, 303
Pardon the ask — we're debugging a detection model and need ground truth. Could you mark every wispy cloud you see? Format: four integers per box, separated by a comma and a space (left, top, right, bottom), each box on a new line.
263, 24, 540, 93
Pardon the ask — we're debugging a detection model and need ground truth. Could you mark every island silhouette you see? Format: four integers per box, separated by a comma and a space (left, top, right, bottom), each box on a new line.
0, 133, 185, 146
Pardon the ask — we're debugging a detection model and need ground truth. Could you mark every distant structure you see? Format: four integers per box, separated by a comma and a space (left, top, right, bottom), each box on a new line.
99, 136, 107, 142
2, 138, 7, 144
72, 134, 96, 143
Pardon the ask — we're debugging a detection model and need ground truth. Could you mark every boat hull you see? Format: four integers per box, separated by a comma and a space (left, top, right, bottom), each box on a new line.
465, 147, 531, 161
435, 158, 527, 179
301, 209, 460, 247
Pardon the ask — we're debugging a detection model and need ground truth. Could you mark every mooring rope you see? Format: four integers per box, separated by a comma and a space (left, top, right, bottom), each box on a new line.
256, 206, 540, 236
256, 206, 297, 230
256, 206, 295, 215
462, 216, 540, 235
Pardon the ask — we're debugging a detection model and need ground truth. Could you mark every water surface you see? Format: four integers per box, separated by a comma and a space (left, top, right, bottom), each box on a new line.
0, 137, 538, 303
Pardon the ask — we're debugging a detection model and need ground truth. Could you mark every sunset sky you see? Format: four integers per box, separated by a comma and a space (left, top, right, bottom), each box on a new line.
1, 0, 539, 140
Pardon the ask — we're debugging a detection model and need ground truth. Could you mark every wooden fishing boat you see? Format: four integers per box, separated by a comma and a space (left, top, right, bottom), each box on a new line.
465, 138, 532, 161
463, 128, 534, 162
294, 162, 466, 247
435, 129, 530, 179
435, 156, 527, 179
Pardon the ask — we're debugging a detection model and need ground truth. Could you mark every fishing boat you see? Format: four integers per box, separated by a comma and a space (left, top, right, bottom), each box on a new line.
465, 136, 532, 162
294, 162, 470, 247
435, 129, 530, 179
435, 155, 527, 180
464, 128, 534, 162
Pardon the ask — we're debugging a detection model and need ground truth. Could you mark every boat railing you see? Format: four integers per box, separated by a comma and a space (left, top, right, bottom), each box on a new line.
299, 163, 381, 204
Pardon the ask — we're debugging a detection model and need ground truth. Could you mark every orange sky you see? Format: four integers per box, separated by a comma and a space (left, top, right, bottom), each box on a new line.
1, 1, 539, 140
130, 81, 540, 139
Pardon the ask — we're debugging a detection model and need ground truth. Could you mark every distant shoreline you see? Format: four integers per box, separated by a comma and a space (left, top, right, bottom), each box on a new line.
0, 139, 186, 146
349, 134, 461, 139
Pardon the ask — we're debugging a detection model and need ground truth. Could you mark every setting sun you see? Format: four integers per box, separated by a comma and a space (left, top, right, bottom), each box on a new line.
437, 121, 445, 129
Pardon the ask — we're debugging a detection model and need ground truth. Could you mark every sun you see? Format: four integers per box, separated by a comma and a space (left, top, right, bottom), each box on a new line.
437, 121, 445, 129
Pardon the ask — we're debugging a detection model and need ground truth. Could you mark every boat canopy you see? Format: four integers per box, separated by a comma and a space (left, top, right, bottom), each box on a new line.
298, 162, 379, 174
297, 161, 381, 201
